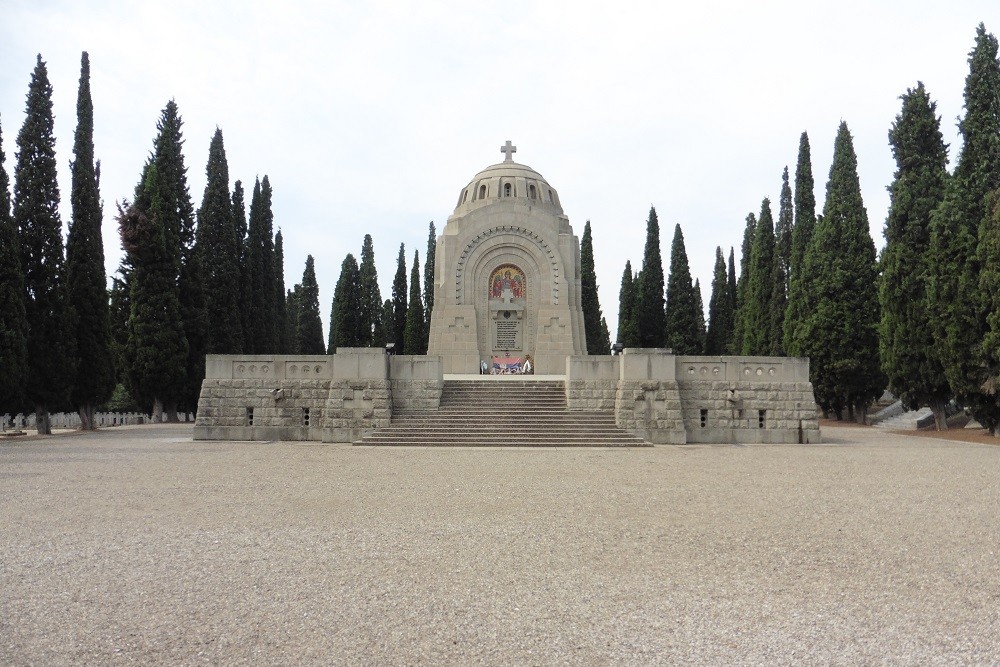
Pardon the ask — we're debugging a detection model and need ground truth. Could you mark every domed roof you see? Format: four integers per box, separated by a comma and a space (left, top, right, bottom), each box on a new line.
452, 142, 563, 216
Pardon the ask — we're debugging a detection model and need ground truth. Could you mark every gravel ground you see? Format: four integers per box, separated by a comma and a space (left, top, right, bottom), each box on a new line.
1, 425, 998, 665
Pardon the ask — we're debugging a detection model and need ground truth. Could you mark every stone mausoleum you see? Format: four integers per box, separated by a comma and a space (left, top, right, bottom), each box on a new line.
194, 143, 821, 445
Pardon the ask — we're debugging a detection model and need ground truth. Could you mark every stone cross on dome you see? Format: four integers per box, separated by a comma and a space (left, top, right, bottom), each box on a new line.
500, 140, 517, 162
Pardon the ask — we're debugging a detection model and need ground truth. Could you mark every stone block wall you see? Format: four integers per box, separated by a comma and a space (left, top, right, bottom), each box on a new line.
566, 356, 619, 410
389, 356, 444, 411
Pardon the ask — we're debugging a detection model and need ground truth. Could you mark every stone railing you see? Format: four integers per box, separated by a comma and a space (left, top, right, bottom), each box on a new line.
0, 411, 193, 432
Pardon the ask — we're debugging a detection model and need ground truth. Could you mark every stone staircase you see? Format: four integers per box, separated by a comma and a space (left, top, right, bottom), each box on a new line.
874, 407, 935, 430
354, 379, 650, 447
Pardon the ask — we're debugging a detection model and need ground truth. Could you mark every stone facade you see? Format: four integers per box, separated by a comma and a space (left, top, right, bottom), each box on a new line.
195, 348, 820, 444
426, 146, 587, 375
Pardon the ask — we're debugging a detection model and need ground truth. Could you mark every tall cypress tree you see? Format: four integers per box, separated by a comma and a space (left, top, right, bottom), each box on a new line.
742, 199, 777, 355
634, 206, 666, 347
358, 234, 382, 346
139, 101, 202, 414
14, 55, 74, 433
66, 51, 114, 429
330, 253, 362, 351
246, 176, 278, 352
0, 115, 29, 414
693, 278, 706, 353
785, 131, 817, 354
794, 122, 884, 421
391, 243, 408, 352
581, 220, 610, 354
726, 247, 737, 318
770, 167, 793, 355
377, 298, 394, 348
404, 250, 426, 354
285, 286, 301, 355
731, 212, 756, 353
979, 194, 1000, 435
232, 180, 251, 348
119, 166, 188, 422
423, 221, 436, 338
274, 229, 289, 353
664, 223, 702, 354
196, 128, 242, 354
297, 255, 325, 354
617, 260, 639, 347
705, 247, 734, 354
880, 83, 952, 429
929, 24, 1000, 432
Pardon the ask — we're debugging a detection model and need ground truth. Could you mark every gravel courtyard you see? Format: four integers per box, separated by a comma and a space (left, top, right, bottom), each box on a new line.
2, 425, 998, 665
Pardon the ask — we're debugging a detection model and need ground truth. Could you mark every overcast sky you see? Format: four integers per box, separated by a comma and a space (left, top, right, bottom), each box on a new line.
1, 1, 994, 344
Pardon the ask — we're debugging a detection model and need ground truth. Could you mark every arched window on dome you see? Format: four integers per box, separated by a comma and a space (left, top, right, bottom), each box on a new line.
504, 183, 512, 197
529, 184, 537, 199
479, 184, 487, 200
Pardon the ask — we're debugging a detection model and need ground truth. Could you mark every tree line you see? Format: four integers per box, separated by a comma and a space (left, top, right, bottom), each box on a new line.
614, 23, 1000, 434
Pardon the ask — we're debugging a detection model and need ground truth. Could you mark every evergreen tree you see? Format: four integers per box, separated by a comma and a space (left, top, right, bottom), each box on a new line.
581, 220, 610, 354
794, 122, 885, 421
617, 260, 639, 347
785, 131, 817, 354
742, 199, 777, 354
705, 247, 734, 354
330, 253, 362, 351
423, 221, 436, 337
285, 286, 300, 355
196, 128, 242, 354
118, 166, 188, 422
358, 234, 382, 346
297, 255, 325, 354
14, 55, 74, 433
731, 212, 756, 353
880, 83, 952, 429
726, 247, 737, 316
979, 193, 1000, 435
0, 115, 29, 414
377, 299, 394, 348
246, 176, 278, 352
664, 223, 702, 354
391, 243, 408, 352
107, 259, 132, 403
770, 167, 793, 354
232, 180, 251, 347
929, 24, 1000, 432
634, 206, 666, 347
404, 250, 426, 354
66, 52, 114, 429
274, 229, 289, 353
693, 278, 706, 352
139, 101, 202, 414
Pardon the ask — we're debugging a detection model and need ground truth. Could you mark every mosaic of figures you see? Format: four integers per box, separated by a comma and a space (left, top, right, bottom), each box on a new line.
489, 264, 526, 300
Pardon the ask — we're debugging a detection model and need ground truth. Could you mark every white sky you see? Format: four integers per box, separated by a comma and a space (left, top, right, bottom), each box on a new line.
1, 0, 993, 343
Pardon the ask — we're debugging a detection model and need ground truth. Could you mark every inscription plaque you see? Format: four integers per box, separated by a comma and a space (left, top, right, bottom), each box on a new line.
495, 320, 521, 350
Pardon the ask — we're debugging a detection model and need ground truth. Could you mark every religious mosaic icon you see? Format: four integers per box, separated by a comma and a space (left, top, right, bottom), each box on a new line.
489, 264, 525, 300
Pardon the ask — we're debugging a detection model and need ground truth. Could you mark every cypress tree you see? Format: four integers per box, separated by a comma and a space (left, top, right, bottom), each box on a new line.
581, 220, 610, 354
377, 299, 394, 348
617, 260, 639, 347
285, 286, 300, 355
246, 176, 278, 352
358, 234, 382, 346
929, 24, 1000, 432
118, 166, 188, 422
726, 247, 737, 317
423, 221, 436, 337
770, 167, 793, 355
785, 131, 817, 354
232, 180, 251, 347
979, 194, 1000, 435
274, 229, 289, 353
330, 253, 362, 351
139, 101, 202, 414
880, 83, 952, 429
66, 52, 115, 429
297, 255, 325, 354
14, 55, 75, 433
742, 199, 777, 354
634, 206, 666, 347
694, 278, 706, 353
705, 247, 734, 354
404, 250, 426, 354
107, 260, 132, 399
391, 243, 408, 352
196, 128, 242, 354
731, 213, 756, 353
664, 223, 702, 354
0, 115, 29, 414
794, 122, 885, 421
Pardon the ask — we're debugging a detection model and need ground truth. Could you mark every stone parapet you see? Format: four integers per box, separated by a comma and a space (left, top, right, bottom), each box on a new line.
614, 380, 685, 444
